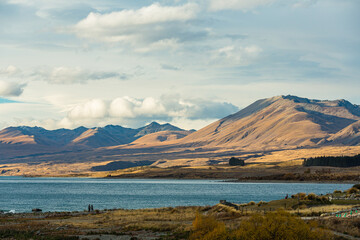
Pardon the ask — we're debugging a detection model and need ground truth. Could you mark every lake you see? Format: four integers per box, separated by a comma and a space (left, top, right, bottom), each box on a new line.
0, 177, 352, 213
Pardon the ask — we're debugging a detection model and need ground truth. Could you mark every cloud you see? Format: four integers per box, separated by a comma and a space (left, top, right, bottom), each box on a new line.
207, 0, 318, 11
33, 67, 128, 84
135, 38, 181, 52
61, 95, 239, 128
67, 99, 107, 119
292, 0, 318, 8
0, 81, 26, 96
211, 45, 262, 66
109, 97, 168, 119
74, 3, 198, 36
161, 64, 180, 71
69, 3, 203, 50
208, 0, 276, 11
0, 65, 21, 77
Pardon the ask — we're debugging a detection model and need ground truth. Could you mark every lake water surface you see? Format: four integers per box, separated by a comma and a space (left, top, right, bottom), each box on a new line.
0, 177, 352, 213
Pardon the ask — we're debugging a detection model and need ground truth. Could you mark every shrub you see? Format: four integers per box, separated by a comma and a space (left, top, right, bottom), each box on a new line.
353, 184, 360, 190
347, 187, 360, 194
306, 193, 317, 201
233, 209, 331, 240
190, 213, 228, 240
320, 196, 329, 202
248, 201, 255, 206
333, 190, 342, 194
293, 193, 307, 200
190, 210, 332, 240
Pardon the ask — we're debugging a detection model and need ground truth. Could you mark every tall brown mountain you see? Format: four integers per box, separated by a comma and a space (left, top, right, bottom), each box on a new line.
178, 95, 360, 149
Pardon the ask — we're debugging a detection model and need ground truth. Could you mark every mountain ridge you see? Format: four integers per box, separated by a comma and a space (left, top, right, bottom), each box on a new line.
177, 95, 360, 148
0, 122, 185, 148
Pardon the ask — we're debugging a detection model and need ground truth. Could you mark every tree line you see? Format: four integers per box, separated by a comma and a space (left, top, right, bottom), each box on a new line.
303, 154, 360, 167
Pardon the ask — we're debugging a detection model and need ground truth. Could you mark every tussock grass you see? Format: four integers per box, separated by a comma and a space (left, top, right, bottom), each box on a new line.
54, 206, 205, 232
319, 217, 360, 237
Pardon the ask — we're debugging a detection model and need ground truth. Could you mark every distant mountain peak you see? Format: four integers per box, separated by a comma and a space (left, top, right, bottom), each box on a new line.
135, 122, 184, 138
147, 121, 161, 126
280, 95, 314, 103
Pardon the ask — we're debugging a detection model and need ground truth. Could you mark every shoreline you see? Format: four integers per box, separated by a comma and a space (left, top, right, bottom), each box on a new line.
0, 174, 358, 184
16, 174, 360, 184
225, 179, 360, 184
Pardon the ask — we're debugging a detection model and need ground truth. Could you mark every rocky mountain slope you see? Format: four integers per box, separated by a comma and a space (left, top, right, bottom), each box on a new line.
178, 95, 360, 148
326, 120, 360, 146
132, 130, 195, 146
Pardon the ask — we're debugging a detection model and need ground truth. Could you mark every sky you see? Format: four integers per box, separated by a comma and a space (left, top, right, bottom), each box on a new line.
0, 0, 359, 130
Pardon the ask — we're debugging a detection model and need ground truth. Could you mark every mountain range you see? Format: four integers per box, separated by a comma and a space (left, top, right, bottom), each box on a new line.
1, 95, 360, 166
0, 122, 184, 148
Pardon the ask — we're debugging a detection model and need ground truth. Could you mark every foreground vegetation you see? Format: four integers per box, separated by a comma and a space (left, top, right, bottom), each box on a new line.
191, 210, 330, 240
1, 185, 360, 239
0, 181, 355, 239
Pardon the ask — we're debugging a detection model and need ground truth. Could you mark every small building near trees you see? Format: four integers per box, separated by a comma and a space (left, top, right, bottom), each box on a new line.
229, 157, 245, 166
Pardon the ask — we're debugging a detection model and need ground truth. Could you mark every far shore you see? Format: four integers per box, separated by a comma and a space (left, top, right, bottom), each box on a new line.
2, 174, 357, 185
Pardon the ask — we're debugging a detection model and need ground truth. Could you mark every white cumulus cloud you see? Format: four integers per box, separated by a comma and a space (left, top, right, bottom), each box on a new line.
69, 2, 202, 50
67, 99, 107, 119
0, 81, 26, 97
75, 3, 198, 29
61, 95, 238, 128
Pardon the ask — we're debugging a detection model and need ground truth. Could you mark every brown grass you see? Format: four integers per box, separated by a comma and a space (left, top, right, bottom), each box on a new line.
1, 145, 360, 179
319, 217, 360, 237
52, 206, 205, 233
